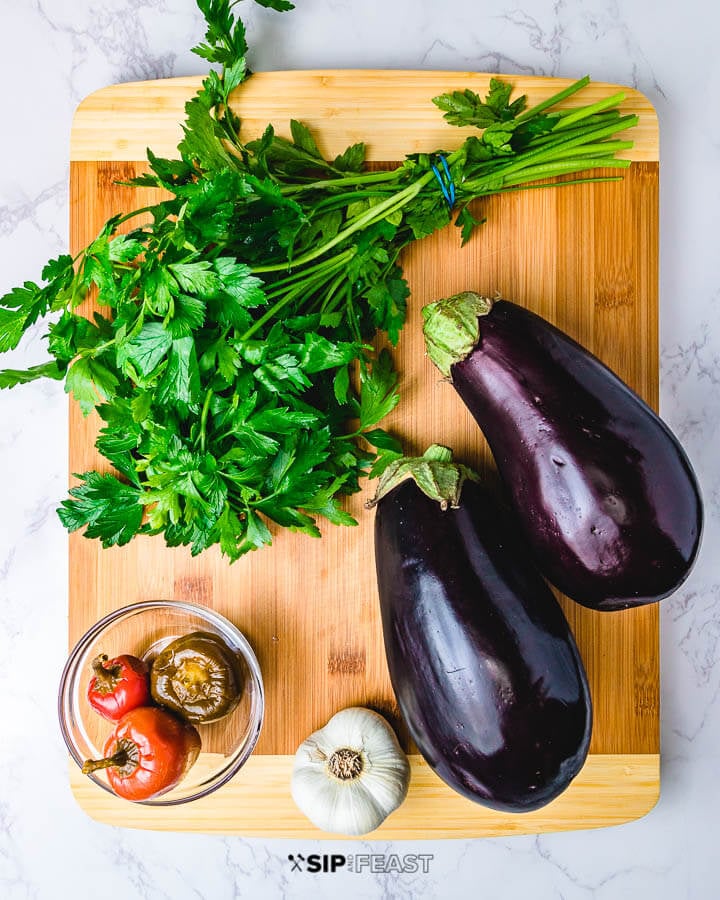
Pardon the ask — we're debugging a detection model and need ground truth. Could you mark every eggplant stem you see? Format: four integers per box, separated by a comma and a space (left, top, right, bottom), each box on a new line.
367, 444, 479, 509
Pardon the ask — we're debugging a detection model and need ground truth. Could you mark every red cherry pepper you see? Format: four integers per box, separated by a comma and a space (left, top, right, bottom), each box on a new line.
87, 653, 151, 721
82, 706, 201, 801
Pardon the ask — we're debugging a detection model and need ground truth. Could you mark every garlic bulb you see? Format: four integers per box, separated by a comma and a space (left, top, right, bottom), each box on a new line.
291, 707, 410, 835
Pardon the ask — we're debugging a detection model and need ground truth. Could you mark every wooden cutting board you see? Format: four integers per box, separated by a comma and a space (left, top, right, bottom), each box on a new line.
67, 71, 660, 837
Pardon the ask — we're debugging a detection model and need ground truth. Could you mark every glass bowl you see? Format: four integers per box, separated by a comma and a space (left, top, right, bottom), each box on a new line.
58, 600, 264, 805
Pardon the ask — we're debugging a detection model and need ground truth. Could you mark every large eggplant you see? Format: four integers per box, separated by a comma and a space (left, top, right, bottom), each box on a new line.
422, 293, 703, 612
369, 446, 592, 813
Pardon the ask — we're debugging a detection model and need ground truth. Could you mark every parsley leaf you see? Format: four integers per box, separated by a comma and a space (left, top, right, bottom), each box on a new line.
0, 255, 75, 352
213, 257, 267, 308
432, 79, 528, 128
169, 260, 220, 297
0, 361, 65, 389
254, 0, 295, 10
65, 358, 120, 416
455, 205, 487, 246
156, 337, 201, 412
333, 142, 366, 173
364, 266, 410, 346
58, 472, 144, 547
178, 87, 237, 172
192, 0, 249, 67
359, 350, 400, 429
116, 322, 172, 378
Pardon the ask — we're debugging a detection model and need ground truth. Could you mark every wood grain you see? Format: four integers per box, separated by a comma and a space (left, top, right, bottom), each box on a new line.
68, 754, 660, 838
70, 71, 659, 163
68, 72, 660, 836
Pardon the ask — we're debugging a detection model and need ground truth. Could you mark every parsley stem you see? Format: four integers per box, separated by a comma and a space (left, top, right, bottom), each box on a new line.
113, 206, 158, 228
198, 387, 213, 453
466, 114, 638, 187
251, 148, 464, 277
87, 340, 116, 358
514, 75, 591, 123
546, 139, 635, 156
279, 169, 401, 196
262, 248, 355, 296
316, 269, 350, 315
311, 188, 398, 214
551, 92, 626, 130
249, 178, 425, 275
243, 262, 345, 339
464, 140, 634, 185
461, 158, 629, 197
345, 283, 362, 343
477, 175, 624, 196
524, 112, 621, 148
499, 157, 631, 185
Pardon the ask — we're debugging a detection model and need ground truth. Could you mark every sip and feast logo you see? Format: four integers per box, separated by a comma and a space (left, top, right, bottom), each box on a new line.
288, 853, 433, 874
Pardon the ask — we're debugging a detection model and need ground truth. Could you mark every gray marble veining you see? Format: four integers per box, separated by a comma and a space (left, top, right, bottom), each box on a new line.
1, 0, 718, 897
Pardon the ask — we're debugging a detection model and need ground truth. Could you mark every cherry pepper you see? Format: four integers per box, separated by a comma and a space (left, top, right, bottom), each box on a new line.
87, 653, 151, 721
82, 706, 201, 801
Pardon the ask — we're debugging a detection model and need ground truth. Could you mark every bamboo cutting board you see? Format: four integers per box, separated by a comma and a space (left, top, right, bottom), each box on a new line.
67, 71, 660, 837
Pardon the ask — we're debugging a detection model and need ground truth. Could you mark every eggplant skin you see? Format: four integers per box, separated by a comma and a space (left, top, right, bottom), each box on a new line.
374, 479, 592, 813
451, 300, 703, 611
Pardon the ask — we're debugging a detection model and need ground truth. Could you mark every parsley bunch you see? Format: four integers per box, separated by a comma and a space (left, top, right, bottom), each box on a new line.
0, 0, 639, 560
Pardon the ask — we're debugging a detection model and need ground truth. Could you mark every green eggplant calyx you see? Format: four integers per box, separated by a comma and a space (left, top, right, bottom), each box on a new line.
366, 444, 479, 510
422, 291, 494, 378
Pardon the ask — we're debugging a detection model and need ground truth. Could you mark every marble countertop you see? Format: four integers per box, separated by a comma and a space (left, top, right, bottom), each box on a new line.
1, 1, 717, 897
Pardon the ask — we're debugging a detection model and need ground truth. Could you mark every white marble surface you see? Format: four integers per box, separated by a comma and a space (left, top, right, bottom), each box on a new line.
0, 0, 717, 897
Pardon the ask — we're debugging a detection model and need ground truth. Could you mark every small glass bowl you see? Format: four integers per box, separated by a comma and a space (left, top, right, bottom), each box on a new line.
58, 600, 264, 805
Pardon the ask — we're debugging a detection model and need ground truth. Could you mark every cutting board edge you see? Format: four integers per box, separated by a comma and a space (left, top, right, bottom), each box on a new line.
68, 752, 660, 839
69, 70, 659, 163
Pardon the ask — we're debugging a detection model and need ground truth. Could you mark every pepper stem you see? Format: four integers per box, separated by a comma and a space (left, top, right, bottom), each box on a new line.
328, 748, 363, 781
90, 654, 122, 692
81, 749, 128, 775
366, 444, 479, 510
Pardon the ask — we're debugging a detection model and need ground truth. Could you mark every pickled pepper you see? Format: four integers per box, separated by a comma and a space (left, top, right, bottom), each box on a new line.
82, 706, 201, 801
86, 653, 150, 721
150, 631, 243, 723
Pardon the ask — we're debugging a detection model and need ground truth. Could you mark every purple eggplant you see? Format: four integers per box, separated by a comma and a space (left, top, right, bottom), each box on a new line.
369, 446, 592, 813
422, 293, 703, 611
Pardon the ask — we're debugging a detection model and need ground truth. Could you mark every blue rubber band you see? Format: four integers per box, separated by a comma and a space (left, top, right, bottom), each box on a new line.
430, 163, 452, 206
431, 154, 455, 208
440, 154, 455, 206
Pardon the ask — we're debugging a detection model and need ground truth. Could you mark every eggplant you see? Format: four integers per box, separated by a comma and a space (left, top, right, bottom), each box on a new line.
369, 446, 592, 813
422, 293, 703, 612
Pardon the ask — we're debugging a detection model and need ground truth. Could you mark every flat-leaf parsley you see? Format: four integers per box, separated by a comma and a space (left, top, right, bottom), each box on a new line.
0, 0, 638, 560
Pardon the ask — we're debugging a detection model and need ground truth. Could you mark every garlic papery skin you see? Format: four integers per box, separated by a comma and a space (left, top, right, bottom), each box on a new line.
291, 706, 410, 836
